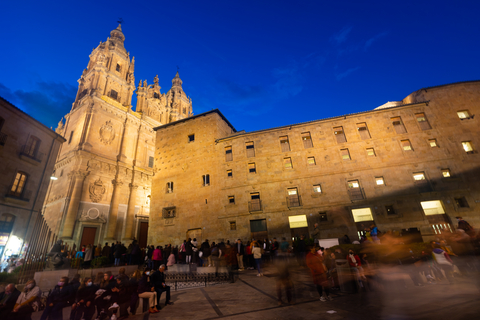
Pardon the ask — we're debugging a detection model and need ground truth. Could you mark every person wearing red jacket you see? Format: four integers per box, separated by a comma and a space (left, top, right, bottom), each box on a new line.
306, 246, 332, 302
347, 250, 366, 281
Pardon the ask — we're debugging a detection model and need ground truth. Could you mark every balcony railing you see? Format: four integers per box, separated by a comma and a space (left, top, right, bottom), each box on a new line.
0, 132, 7, 146
20, 144, 43, 163
348, 188, 365, 201
286, 195, 302, 208
248, 200, 262, 212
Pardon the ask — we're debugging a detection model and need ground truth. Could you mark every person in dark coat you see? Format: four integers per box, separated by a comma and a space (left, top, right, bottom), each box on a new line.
150, 265, 174, 309
185, 238, 193, 264
114, 244, 123, 266
70, 274, 81, 291
0, 283, 21, 318
110, 275, 130, 318
94, 271, 116, 317
137, 269, 159, 313
40, 276, 74, 320
70, 277, 97, 320
102, 242, 111, 259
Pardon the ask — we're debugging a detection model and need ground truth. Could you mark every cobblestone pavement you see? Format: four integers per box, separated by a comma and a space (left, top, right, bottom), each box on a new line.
33, 264, 480, 320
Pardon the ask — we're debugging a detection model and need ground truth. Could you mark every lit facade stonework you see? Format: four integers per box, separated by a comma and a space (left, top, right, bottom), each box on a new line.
42, 25, 193, 248
150, 81, 480, 245
0, 97, 65, 261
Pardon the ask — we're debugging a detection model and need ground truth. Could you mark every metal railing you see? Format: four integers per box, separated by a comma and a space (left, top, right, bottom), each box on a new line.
165, 272, 231, 291
20, 144, 43, 162
287, 195, 302, 208
348, 188, 365, 201
248, 200, 262, 212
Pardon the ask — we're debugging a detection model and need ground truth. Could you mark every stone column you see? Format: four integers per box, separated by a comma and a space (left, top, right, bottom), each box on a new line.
122, 183, 138, 242
105, 179, 123, 241
61, 171, 88, 239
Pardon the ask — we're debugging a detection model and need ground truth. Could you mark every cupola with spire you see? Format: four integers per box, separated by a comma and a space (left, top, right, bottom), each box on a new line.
171, 71, 183, 88
110, 24, 125, 46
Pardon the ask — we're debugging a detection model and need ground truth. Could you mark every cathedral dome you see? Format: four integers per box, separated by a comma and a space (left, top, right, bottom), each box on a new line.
110, 24, 125, 44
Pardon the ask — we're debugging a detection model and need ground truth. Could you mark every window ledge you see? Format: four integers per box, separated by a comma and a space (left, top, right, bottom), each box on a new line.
311, 193, 323, 198
19, 153, 41, 166
386, 214, 402, 219
4, 194, 30, 205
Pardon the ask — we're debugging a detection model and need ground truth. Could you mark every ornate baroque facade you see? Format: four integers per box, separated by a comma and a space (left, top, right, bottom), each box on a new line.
42, 25, 193, 247
149, 81, 480, 245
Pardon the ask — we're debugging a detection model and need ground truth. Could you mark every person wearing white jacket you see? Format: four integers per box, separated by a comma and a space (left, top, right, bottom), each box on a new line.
252, 242, 263, 277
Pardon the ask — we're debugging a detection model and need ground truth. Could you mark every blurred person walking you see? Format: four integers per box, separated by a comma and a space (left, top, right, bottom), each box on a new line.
306, 246, 332, 301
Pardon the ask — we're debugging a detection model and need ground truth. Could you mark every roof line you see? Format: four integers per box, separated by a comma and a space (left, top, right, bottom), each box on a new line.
153, 109, 237, 132
417, 79, 480, 92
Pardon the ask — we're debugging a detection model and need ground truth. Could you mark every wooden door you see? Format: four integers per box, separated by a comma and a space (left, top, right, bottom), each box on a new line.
80, 227, 97, 248
138, 222, 148, 248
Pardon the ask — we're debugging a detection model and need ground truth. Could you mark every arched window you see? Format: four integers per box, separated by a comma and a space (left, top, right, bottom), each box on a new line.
10, 172, 28, 197
0, 214, 15, 233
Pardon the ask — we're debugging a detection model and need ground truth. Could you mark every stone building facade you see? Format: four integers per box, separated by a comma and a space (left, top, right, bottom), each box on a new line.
41, 25, 193, 248
149, 81, 480, 245
0, 97, 65, 262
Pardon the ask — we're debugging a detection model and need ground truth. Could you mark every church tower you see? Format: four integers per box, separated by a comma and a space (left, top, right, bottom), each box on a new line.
42, 25, 193, 248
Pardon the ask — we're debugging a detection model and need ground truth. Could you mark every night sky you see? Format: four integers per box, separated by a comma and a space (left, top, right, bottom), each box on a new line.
1, 1, 479, 132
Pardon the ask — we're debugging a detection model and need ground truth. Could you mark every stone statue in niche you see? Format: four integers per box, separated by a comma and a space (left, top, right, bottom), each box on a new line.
89, 178, 106, 202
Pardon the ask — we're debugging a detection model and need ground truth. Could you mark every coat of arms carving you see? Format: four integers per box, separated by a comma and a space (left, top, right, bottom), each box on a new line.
89, 179, 106, 202
99, 120, 115, 145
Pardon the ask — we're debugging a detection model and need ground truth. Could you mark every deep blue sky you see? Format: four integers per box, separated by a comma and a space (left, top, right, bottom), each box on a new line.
1, 1, 479, 132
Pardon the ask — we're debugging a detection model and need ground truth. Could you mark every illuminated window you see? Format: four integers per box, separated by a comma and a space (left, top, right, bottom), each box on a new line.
351, 208, 374, 222
227, 169, 232, 178
391, 116, 407, 134
462, 141, 474, 154
401, 139, 413, 151
284, 157, 293, 169
246, 142, 255, 158
457, 110, 472, 120
348, 180, 360, 188
230, 221, 236, 230
225, 146, 233, 161
420, 200, 445, 215
248, 163, 256, 174
287, 188, 301, 207
366, 148, 376, 157
340, 148, 351, 160
10, 172, 27, 197
279, 136, 290, 152
166, 181, 174, 193
442, 169, 451, 178
188, 134, 195, 143
415, 113, 432, 130
202, 174, 210, 186
313, 184, 322, 193
429, 139, 438, 148
357, 123, 371, 139
375, 177, 385, 186
288, 215, 308, 228
302, 132, 313, 148
307, 156, 316, 166
348, 180, 364, 200
228, 196, 235, 204
413, 172, 426, 181
334, 126, 347, 143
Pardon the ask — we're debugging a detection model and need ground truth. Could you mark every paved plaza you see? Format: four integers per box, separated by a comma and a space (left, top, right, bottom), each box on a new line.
31, 263, 480, 320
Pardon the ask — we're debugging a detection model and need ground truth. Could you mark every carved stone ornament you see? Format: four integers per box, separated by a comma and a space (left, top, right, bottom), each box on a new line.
79, 208, 107, 223
99, 120, 115, 145
89, 178, 106, 203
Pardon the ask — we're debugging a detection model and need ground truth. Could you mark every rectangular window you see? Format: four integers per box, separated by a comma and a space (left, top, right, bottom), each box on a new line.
348, 180, 364, 200
230, 221, 237, 230
248, 163, 256, 174
116, 63, 121, 72
351, 208, 374, 222
227, 169, 233, 178
302, 132, 313, 148
279, 136, 290, 152
391, 117, 407, 134
462, 141, 474, 154
228, 196, 235, 204
385, 205, 396, 216
313, 184, 322, 193
188, 134, 195, 143
288, 215, 308, 228
420, 200, 445, 215
442, 169, 451, 178
284, 157, 293, 169
307, 156, 316, 166
162, 206, 176, 218
366, 148, 376, 157
454, 197, 469, 208
68, 131, 74, 144
415, 113, 432, 130
375, 177, 385, 186
334, 126, 347, 143
148, 156, 154, 168
246, 142, 255, 158
457, 110, 472, 120
25, 136, 40, 158
319, 212, 328, 222
110, 90, 118, 100
341, 148, 351, 160
166, 181, 174, 193
429, 139, 438, 148
357, 123, 371, 139
249, 193, 261, 212
413, 172, 426, 181
202, 174, 210, 186
225, 146, 233, 161
401, 139, 413, 151
10, 172, 27, 197
287, 187, 301, 207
